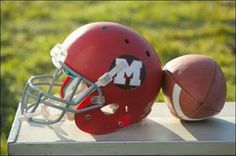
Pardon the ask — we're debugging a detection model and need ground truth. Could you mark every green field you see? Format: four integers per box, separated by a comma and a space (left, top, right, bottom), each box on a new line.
1, 1, 235, 154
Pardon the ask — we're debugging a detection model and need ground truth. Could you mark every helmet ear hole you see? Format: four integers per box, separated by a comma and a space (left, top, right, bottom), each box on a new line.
100, 103, 119, 115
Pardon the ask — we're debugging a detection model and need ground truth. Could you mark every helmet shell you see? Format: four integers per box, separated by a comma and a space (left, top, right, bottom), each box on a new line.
62, 22, 162, 134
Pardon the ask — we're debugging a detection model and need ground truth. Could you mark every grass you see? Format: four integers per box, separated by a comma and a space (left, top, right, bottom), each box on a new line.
1, 1, 235, 155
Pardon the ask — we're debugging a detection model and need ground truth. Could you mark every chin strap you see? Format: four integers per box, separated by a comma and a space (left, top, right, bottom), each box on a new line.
18, 95, 66, 123
18, 110, 41, 121
95, 61, 126, 87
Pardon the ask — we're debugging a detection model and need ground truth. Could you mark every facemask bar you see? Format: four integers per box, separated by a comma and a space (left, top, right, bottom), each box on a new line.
20, 63, 104, 125
21, 68, 63, 114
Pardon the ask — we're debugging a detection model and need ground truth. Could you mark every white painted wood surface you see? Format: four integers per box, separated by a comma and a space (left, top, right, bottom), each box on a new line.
8, 102, 235, 155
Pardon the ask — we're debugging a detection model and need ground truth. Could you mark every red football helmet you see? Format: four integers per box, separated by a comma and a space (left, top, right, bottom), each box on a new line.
19, 22, 162, 134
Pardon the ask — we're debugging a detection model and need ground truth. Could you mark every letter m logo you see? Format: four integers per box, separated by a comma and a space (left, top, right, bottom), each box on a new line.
112, 55, 146, 89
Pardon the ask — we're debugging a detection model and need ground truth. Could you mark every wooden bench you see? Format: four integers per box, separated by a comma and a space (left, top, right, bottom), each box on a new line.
8, 102, 235, 155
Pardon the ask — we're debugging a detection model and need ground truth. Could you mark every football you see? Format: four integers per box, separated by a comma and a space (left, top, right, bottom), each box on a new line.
162, 54, 227, 121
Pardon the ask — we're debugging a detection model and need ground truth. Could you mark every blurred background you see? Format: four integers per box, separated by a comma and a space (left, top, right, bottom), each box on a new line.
1, 1, 235, 154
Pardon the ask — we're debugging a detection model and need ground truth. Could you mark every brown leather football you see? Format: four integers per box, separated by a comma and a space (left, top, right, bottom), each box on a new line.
162, 54, 227, 121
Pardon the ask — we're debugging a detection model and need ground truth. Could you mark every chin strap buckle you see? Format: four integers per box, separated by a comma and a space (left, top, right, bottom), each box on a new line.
95, 61, 126, 87
96, 73, 113, 87
90, 96, 105, 105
